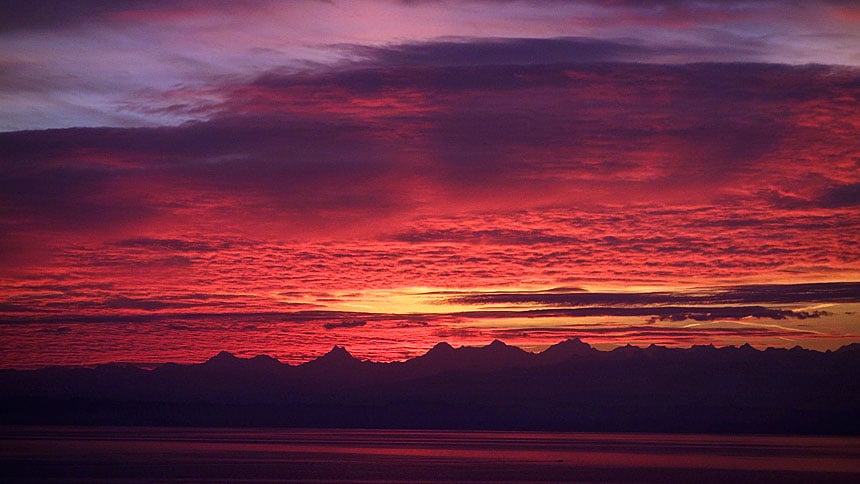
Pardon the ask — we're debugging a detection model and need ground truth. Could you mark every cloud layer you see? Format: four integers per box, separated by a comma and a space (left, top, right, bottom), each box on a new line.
2, 0, 859, 129
0, 1, 858, 367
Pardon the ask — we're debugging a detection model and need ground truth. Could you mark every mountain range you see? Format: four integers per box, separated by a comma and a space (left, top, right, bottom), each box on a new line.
2, 339, 858, 434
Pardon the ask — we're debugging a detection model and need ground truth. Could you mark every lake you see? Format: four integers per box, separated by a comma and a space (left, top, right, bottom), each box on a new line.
2, 427, 858, 482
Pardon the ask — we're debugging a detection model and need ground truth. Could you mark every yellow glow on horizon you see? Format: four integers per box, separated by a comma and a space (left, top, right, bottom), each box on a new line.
319, 287, 475, 314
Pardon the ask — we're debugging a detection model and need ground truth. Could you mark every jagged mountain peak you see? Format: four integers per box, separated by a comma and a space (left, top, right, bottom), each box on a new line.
482, 339, 529, 354
201, 351, 284, 371
250, 354, 279, 362
326, 345, 352, 357
206, 351, 239, 364
545, 338, 593, 351
423, 340, 521, 359
692, 343, 716, 349
301, 345, 362, 369
539, 338, 595, 362
738, 342, 759, 352
836, 342, 860, 353
427, 341, 455, 354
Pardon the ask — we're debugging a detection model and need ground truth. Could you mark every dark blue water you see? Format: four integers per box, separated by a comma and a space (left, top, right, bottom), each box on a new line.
2, 427, 858, 482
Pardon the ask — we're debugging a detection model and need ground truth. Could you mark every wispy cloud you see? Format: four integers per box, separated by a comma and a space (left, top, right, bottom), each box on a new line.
2, 1, 858, 130
447, 283, 860, 307
323, 319, 368, 330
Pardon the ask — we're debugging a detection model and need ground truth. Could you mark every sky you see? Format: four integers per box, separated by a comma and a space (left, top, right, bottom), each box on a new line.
1, 0, 859, 368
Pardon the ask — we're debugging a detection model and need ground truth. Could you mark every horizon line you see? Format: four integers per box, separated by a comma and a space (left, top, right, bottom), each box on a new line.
12, 338, 858, 372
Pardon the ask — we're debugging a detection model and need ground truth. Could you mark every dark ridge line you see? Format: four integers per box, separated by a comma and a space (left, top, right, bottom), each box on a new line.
204, 338, 859, 367
9, 338, 857, 372
3, 338, 858, 433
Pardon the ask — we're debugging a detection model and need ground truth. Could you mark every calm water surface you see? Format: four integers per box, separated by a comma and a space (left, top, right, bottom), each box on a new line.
1, 427, 858, 483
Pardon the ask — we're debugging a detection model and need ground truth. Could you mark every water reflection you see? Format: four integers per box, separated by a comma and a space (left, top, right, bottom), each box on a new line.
2, 427, 859, 482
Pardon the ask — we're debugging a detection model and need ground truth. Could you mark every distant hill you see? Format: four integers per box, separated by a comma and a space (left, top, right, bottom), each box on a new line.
1, 340, 858, 434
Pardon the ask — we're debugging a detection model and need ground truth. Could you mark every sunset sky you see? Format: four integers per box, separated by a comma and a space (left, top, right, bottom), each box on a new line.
1, 0, 859, 368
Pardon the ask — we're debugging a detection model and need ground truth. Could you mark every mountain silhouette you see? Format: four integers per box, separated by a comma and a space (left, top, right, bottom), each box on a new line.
302, 345, 362, 369
406, 339, 535, 375
538, 338, 598, 364
1, 339, 858, 433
